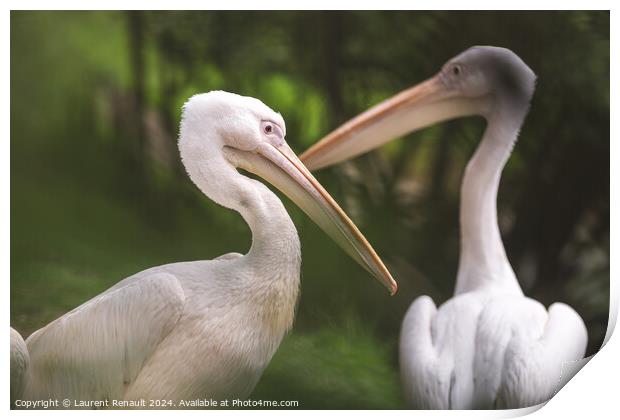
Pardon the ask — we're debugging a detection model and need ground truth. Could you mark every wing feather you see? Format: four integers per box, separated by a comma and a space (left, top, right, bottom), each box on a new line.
496, 302, 587, 408
24, 271, 186, 402
400, 295, 453, 409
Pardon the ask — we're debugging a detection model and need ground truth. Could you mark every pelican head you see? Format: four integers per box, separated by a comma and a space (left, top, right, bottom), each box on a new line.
179, 91, 397, 294
300, 46, 536, 171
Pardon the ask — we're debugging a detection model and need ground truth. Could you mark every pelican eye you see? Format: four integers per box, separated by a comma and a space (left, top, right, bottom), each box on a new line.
452, 65, 461, 76
261, 120, 283, 138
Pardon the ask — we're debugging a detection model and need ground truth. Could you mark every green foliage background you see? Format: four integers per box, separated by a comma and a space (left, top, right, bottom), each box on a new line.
11, 11, 609, 409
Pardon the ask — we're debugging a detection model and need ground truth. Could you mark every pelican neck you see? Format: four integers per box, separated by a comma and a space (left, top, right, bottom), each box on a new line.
454, 103, 526, 296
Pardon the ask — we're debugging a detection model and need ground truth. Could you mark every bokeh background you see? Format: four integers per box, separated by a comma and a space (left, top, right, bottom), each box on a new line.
11, 11, 609, 409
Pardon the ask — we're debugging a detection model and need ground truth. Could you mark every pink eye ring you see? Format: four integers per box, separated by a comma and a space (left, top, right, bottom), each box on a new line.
261, 120, 283, 138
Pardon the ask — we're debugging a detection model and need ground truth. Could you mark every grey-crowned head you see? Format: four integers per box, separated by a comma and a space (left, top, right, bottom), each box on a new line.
439, 46, 537, 108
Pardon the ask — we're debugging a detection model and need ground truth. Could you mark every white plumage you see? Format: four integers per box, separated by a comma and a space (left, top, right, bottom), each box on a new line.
301, 46, 588, 409
11, 327, 29, 404
10, 91, 396, 407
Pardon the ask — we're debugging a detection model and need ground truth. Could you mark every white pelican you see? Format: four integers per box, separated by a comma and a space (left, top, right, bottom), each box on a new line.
300, 46, 587, 409
10, 91, 397, 407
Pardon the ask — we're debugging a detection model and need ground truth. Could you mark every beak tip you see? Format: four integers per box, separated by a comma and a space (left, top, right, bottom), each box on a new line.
387, 279, 398, 296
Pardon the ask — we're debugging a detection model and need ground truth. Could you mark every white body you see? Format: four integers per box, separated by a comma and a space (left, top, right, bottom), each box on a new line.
401, 292, 586, 409
21, 253, 298, 403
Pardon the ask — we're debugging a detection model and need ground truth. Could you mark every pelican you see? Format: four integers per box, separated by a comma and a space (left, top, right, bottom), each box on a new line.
300, 46, 587, 409
10, 91, 397, 408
